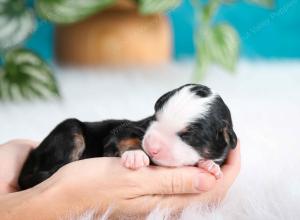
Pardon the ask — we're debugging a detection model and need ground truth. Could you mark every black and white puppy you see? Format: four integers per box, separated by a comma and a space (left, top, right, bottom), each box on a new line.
18, 84, 237, 190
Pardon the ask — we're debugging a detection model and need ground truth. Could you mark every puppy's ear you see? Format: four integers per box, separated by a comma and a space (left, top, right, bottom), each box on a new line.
154, 91, 174, 112
222, 120, 237, 149
154, 84, 199, 112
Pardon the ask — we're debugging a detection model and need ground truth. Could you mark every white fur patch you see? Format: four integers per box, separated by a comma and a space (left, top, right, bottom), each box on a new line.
149, 135, 201, 167
156, 85, 216, 132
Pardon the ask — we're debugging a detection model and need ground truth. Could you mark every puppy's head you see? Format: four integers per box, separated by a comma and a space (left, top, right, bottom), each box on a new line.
142, 84, 237, 167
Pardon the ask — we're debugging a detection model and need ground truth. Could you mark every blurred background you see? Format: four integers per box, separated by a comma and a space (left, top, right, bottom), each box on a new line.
0, 0, 299, 148
1, 1, 300, 217
0, 0, 300, 144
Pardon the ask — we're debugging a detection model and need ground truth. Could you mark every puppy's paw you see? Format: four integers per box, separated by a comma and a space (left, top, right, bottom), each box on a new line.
197, 159, 223, 179
121, 150, 150, 170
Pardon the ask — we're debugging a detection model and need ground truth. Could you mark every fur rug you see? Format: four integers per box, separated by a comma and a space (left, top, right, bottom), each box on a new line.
1, 60, 300, 219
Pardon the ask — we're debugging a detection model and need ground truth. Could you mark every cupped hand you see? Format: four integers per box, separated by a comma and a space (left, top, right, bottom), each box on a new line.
0, 139, 39, 194
0, 139, 240, 218
47, 141, 240, 217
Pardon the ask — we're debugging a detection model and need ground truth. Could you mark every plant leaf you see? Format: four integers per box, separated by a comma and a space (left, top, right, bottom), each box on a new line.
247, 0, 274, 8
0, 0, 35, 50
209, 23, 239, 72
194, 23, 239, 80
202, 0, 220, 23
194, 27, 211, 81
138, 0, 181, 14
0, 48, 60, 101
36, 0, 116, 24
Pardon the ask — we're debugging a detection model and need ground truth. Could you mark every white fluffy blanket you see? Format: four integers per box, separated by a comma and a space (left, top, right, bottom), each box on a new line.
1, 60, 300, 219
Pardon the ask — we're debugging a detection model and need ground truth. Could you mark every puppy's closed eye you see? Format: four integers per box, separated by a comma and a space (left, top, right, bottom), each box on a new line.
177, 128, 190, 140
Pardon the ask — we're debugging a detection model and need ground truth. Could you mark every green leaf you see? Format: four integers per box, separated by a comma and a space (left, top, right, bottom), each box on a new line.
138, 0, 181, 14
0, 0, 35, 50
210, 23, 239, 72
202, 0, 220, 23
0, 48, 60, 101
195, 23, 239, 80
194, 27, 211, 81
194, 23, 239, 80
247, 0, 274, 8
36, 0, 116, 24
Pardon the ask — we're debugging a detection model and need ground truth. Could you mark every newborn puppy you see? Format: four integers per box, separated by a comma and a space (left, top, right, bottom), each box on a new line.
18, 84, 236, 190
128, 84, 237, 177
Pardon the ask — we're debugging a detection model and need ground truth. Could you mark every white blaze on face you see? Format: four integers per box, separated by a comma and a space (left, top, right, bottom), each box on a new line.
142, 85, 217, 167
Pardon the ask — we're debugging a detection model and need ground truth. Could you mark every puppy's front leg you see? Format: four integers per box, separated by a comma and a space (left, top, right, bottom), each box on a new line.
115, 137, 148, 169
106, 122, 150, 170
121, 149, 150, 170
197, 160, 223, 179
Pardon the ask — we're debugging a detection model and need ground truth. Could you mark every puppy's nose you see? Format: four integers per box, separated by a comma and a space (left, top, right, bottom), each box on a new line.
147, 144, 161, 156
143, 134, 164, 157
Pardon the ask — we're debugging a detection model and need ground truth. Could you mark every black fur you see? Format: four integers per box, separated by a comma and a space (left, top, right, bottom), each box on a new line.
155, 84, 236, 164
19, 117, 153, 190
177, 95, 237, 164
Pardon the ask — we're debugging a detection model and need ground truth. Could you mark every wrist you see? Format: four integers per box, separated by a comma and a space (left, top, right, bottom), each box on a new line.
0, 176, 79, 220
0, 186, 46, 219
39, 172, 109, 218
32, 175, 82, 219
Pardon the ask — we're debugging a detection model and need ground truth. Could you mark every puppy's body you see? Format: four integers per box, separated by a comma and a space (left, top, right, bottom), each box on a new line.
19, 84, 237, 190
19, 117, 153, 189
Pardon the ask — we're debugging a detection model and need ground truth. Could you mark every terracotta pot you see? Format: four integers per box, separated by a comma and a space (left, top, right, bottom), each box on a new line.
55, 2, 172, 66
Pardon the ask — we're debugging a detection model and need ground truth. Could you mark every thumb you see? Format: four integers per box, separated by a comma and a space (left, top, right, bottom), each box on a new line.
137, 166, 216, 195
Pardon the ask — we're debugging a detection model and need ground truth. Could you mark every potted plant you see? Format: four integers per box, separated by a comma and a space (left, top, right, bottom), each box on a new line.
54, 0, 175, 65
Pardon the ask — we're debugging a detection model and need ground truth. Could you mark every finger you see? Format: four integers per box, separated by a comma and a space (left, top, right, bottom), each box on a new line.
3, 139, 40, 149
18, 139, 40, 149
225, 139, 241, 166
222, 140, 241, 172
137, 166, 217, 195
221, 139, 241, 187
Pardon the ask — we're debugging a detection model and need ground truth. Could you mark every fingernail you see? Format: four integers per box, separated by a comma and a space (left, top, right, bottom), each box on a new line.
216, 171, 223, 179
194, 174, 204, 191
194, 173, 210, 191
194, 177, 201, 191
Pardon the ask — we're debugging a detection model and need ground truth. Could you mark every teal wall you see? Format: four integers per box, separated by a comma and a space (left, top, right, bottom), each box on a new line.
26, 0, 300, 61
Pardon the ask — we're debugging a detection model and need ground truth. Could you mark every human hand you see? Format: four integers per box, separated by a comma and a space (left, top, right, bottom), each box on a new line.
0, 139, 38, 194
0, 138, 239, 218
45, 141, 240, 217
